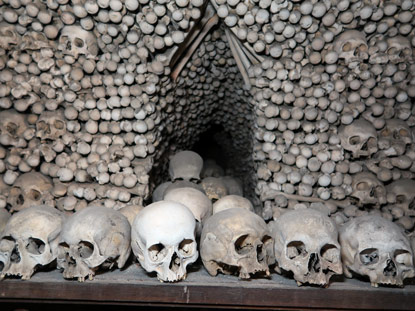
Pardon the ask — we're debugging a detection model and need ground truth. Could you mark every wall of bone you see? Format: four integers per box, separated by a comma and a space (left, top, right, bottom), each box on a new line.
0, 0, 414, 234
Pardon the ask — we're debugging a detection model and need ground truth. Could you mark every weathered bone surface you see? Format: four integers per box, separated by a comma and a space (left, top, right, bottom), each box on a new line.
212, 195, 254, 214
168, 151, 203, 182
58, 206, 131, 282
339, 215, 415, 287
200, 208, 273, 279
131, 201, 198, 282
0, 205, 64, 279
0, 208, 10, 234
270, 208, 342, 286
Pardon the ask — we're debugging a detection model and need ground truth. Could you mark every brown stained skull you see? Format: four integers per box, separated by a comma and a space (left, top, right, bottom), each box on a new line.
378, 119, 412, 156
339, 119, 378, 159
0, 205, 64, 280
36, 110, 66, 141
201, 177, 228, 202
200, 208, 273, 279
58, 25, 99, 59
334, 30, 368, 67
386, 179, 415, 217
7, 172, 53, 213
340, 215, 415, 287
386, 36, 413, 64
0, 22, 20, 50
270, 209, 342, 286
0, 110, 29, 147
350, 172, 386, 208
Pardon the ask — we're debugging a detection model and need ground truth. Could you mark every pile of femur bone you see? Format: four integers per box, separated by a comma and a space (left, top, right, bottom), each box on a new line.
0, 0, 414, 288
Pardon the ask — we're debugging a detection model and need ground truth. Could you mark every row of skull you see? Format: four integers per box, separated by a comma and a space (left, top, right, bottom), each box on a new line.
0, 202, 414, 287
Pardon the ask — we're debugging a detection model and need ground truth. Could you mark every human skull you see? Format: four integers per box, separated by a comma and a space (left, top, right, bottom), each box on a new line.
131, 201, 198, 282
201, 159, 224, 178
386, 179, 415, 217
36, 110, 66, 141
0, 22, 20, 50
350, 172, 386, 208
0, 205, 64, 279
164, 187, 212, 235
334, 30, 368, 67
378, 119, 412, 156
58, 206, 131, 282
7, 172, 53, 213
339, 215, 415, 287
270, 209, 342, 286
201, 177, 228, 202
200, 208, 273, 279
152, 181, 172, 202
212, 195, 254, 214
0, 110, 29, 147
168, 150, 203, 181
58, 25, 99, 59
164, 180, 205, 196
339, 119, 378, 159
386, 36, 413, 64
20, 31, 54, 50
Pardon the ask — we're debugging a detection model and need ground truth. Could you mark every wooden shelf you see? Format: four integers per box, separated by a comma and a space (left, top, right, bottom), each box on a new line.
1, 263, 414, 310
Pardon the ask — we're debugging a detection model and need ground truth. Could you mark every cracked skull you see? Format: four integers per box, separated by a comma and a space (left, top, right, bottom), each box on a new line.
340, 215, 415, 287
339, 119, 378, 159
57, 206, 131, 282
7, 172, 53, 213
270, 209, 342, 286
0, 205, 64, 279
200, 208, 273, 279
131, 201, 198, 282
58, 25, 99, 59
350, 172, 386, 208
168, 150, 203, 182
334, 30, 368, 67
36, 110, 66, 141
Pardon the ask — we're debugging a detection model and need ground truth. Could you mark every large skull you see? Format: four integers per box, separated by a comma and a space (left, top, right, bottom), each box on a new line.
334, 30, 368, 67
270, 209, 342, 286
131, 201, 198, 282
0, 110, 29, 147
340, 215, 415, 287
386, 36, 413, 64
36, 110, 66, 141
0, 22, 20, 50
7, 172, 53, 213
168, 150, 203, 182
200, 208, 273, 279
386, 179, 415, 217
339, 119, 378, 159
378, 119, 412, 156
0, 205, 64, 279
58, 25, 99, 59
58, 206, 131, 282
350, 172, 386, 208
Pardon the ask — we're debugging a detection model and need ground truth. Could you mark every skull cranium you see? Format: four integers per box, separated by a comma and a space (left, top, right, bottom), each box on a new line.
334, 30, 368, 67
350, 172, 386, 208
0, 110, 29, 147
386, 36, 413, 64
339, 119, 378, 159
386, 179, 415, 217
168, 150, 203, 182
378, 119, 412, 156
36, 110, 66, 141
58, 25, 99, 59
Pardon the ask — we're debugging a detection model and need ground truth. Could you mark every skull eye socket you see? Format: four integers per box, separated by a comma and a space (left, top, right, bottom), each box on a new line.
5, 30, 14, 37
54, 120, 65, 130
359, 248, 379, 265
399, 129, 409, 137
234, 234, 254, 255
0, 236, 15, 253
396, 195, 407, 204
381, 129, 390, 137
148, 243, 167, 262
74, 38, 84, 48
367, 137, 377, 148
356, 181, 369, 191
394, 250, 412, 266
358, 44, 368, 52
349, 136, 361, 145
37, 120, 48, 131
28, 189, 41, 201
5, 122, 18, 136
77, 241, 94, 258
320, 244, 339, 263
342, 42, 352, 52
388, 47, 397, 55
26, 237, 45, 255
178, 239, 195, 257
286, 241, 307, 259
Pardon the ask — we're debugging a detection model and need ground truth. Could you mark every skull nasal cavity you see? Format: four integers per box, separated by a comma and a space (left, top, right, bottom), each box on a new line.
384, 259, 397, 277
308, 253, 320, 272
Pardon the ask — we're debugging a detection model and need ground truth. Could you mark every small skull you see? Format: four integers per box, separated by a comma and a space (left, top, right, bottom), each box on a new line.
0, 22, 20, 50
339, 119, 378, 159
386, 36, 413, 64
334, 30, 368, 67
200, 208, 273, 279
270, 209, 342, 286
340, 215, 415, 287
20, 31, 54, 50
168, 150, 203, 182
58, 25, 98, 59
212, 195, 254, 214
386, 179, 415, 217
7, 172, 53, 213
201, 177, 228, 202
58, 206, 131, 282
36, 110, 66, 141
131, 201, 198, 282
0, 205, 64, 279
378, 119, 411, 156
0, 110, 29, 147
350, 172, 386, 208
